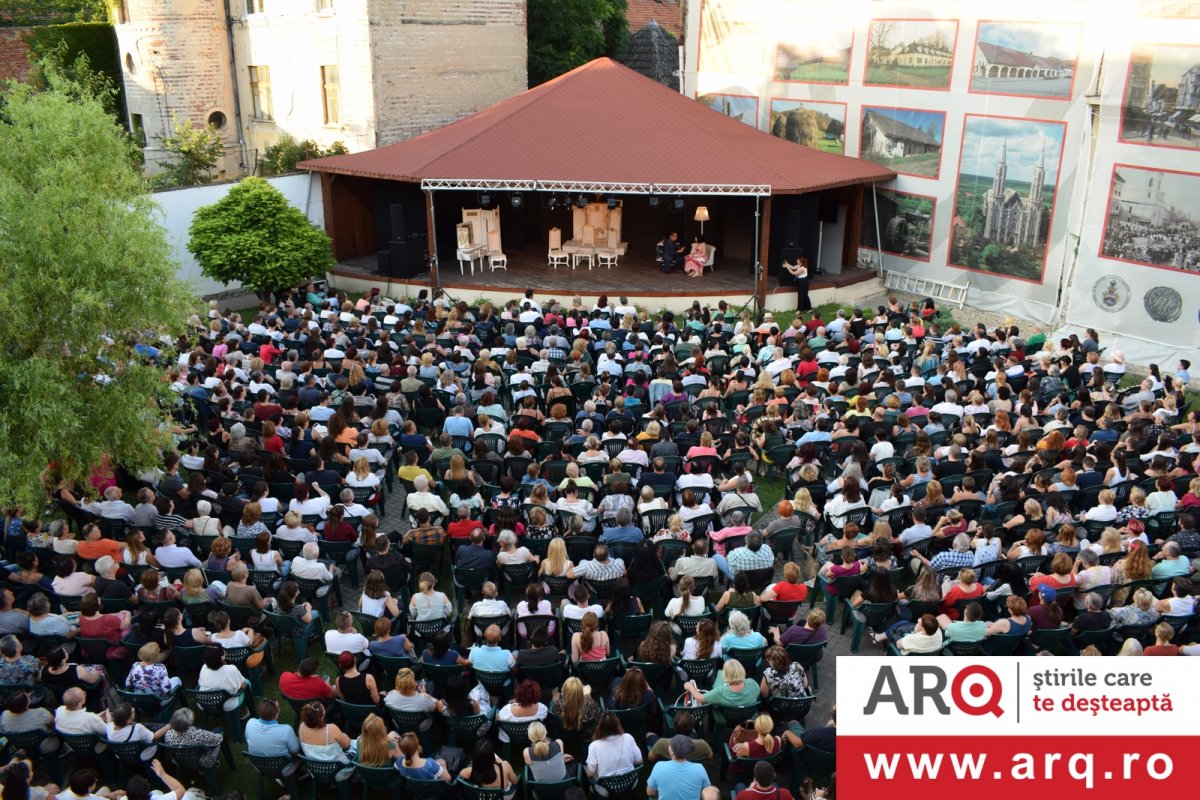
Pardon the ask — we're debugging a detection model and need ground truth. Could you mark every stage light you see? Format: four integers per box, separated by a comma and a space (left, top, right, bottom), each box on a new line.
478, 192, 492, 206
546, 195, 558, 210
671, 197, 685, 213
648, 195, 660, 208
607, 197, 618, 210
511, 193, 523, 209
575, 195, 588, 209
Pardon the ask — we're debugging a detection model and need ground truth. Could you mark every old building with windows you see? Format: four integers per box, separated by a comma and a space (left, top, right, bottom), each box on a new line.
112, 0, 527, 178
983, 139, 1048, 248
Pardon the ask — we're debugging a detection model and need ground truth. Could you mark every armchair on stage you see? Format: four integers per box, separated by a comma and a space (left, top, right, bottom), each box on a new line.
547, 228, 569, 269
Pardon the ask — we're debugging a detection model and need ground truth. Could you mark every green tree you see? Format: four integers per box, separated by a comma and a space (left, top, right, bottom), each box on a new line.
188, 176, 333, 298
3, 1, 107, 24
156, 114, 226, 188
979, 242, 1002, 267
259, 132, 349, 176
0, 66, 193, 508
527, 0, 628, 87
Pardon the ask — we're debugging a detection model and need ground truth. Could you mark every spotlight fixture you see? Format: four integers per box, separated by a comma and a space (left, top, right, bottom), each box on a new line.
648, 195, 660, 208
575, 194, 588, 209
510, 193, 523, 209
478, 192, 492, 207
607, 197, 619, 210
545, 195, 558, 210
671, 197, 685, 213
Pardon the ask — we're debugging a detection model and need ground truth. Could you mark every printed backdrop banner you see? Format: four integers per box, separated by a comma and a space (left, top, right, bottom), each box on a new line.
687, 0, 1200, 353
1058, 9, 1200, 367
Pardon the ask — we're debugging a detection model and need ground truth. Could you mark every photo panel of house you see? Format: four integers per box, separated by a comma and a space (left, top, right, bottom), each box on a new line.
950, 115, 1066, 283
864, 18, 959, 90
774, 20, 855, 84
969, 21, 1082, 100
1100, 164, 1200, 274
859, 106, 945, 179
698, 92, 759, 126
859, 188, 937, 262
698, 0, 768, 75
769, 99, 846, 153
1120, 44, 1200, 151
1139, 0, 1200, 17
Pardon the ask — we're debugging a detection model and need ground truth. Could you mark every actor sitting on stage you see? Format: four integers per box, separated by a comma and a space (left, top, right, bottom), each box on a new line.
660, 231, 680, 274
684, 236, 708, 278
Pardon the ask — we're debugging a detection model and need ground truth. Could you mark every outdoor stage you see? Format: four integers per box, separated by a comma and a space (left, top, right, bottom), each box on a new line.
328, 248, 882, 313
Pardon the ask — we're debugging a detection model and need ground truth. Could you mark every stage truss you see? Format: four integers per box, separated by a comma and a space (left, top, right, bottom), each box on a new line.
420, 178, 771, 196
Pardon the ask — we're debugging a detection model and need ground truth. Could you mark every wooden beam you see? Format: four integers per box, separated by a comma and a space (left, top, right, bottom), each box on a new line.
755, 195, 772, 316
844, 184, 865, 269
425, 189, 439, 292
320, 173, 339, 256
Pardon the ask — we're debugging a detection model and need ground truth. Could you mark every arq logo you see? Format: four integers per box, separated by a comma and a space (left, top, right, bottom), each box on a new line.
863, 664, 1004, 717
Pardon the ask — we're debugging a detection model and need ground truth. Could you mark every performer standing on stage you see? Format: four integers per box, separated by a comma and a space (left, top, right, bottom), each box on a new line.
782, 255, 810, 312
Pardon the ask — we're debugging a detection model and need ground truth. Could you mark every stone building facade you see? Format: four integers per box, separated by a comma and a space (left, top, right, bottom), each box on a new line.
113, 0, 526, 178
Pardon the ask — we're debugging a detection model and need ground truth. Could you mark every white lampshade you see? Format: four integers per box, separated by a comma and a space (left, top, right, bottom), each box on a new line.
693, 206, 710, 222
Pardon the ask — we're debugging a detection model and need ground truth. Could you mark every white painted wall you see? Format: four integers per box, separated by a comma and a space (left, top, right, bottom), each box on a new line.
151, 173, 325, 297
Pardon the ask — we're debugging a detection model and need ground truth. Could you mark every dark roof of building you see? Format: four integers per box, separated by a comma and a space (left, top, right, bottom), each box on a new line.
619, 20, 679, 90
301, 58, 894, 194
626, 0, 681, 38
863, 109, 940, 147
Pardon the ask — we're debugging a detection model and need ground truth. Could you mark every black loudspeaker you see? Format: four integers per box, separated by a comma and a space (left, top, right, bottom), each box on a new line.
818, 199, 839, 223
784, 209, 804, 245
377, 249, 391, 275
388, 204, 407, 239
780, 246, 805, 265
386, 240, 425, 278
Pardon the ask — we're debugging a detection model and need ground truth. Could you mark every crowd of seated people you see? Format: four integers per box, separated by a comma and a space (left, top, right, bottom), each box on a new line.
2, 283, 1199, 800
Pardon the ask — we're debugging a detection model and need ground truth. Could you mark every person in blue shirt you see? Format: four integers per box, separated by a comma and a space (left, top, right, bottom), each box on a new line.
457, 625, 515, 672
245, 698, 300, 757
442, 406, 473, 450
646, 735, 711, 800
599, 507, 644, 545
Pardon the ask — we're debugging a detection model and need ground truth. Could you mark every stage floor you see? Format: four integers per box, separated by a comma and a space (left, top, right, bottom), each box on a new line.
334, 249, 876, 298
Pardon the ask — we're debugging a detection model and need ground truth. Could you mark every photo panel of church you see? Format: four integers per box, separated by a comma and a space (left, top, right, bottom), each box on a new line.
859, 188, 937, 262
859, 106, 945, 178
769, 99, 846, 153
969, 21, 1082, 100
698, 92, 759, 126
950, 114, 1066, 283
1120, 44, 1200, 151
864, 18, 959, 90
774, 21, 855, 84
1100, 164, 1200, 274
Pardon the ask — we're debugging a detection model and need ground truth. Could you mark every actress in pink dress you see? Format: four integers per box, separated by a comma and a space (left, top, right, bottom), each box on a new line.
684, 237, 708, 277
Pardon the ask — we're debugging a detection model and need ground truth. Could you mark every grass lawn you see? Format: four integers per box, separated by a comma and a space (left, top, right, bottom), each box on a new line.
813, 138, 844, 154
877, 151, 942, 178
865, 64, 951, 89
776, 63, 849, 83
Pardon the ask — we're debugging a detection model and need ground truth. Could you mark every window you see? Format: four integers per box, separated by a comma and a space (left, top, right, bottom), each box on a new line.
207, 111, 227, 130
116, 0, 130, 24
321, 65, 340, 125
246, 0, 264, 14
249, 65, 273, 120
130, 114, 146, 147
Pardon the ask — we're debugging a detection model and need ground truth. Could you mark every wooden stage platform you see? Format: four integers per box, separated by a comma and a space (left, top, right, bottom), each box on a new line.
331, 248, 877, 301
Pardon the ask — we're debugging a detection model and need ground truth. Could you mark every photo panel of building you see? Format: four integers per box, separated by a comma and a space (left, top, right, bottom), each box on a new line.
697, 93, 759, 127
950, 115, 1066, 283
1100, 164, 1200, 274
864, 18, 959, 90
769, 99, 846, 153
969, 21, 1082, 100
774, 22, 855, 84
859, 106, 945, 178
860, 189, 937, 262
1120, 44, 1200, 151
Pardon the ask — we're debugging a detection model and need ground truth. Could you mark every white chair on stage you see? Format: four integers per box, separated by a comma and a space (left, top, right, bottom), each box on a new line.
703, 246, 717, 274
547, 227, 568, 269
595, 249, 617, 269
486, 230, 507, 272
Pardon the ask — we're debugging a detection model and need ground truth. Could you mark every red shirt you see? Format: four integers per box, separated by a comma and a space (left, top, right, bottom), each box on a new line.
80, 613, 126, 643
279, 672, 333, 700
324, 522, 357, 543
259, 343, 283, 363
448, 520, 484, 540
253, 402, 283, 421
1144, 645, 1180, 656
804, 319, 824, 333
769, 581, 809, 602
736, 786, 794, 800
940, 583, 985, 619
263, 435, 285, 455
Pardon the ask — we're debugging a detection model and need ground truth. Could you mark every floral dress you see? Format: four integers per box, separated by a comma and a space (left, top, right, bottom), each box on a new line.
763, 663, 810, 698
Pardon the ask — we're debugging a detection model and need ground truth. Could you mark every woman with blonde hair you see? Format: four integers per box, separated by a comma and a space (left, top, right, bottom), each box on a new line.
1112, 542, 1152, 592
384, 668, 440, 719
651, 513, 689, 544
408, 572, 452, 625
346, 457, 380, 489
178, 568, 211, 605
1004, 498, 1045, 530
355, 713, 401, 766
538, 538, 574, 580
570, 611, 610, 663
549, 676, 600, 736
730, 713, 781, 768
523, 720, 569, 781
682, 659, 758, 708
121, 529, 159, 567
445, 454, 476, 487
1090, 527, 1125, 556
914, 480, 943, 511
637, 484, 666, 514
791, 487, 819, 521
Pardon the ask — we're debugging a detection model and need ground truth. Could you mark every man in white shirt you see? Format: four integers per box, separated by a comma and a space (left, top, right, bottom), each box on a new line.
614, 297, 638, 320
405, 476, 449, 521
60, 486, 135, 523
55, 688, 107, 735
675, 472, 715, 504
669, 539, 719, 581
467, 582, 510, 619
337, 489, 371, 519
154, 530, 202, 569
324, 611, 369, 655
868, 433, 895, 463
291, 542, 338, 583
930, 391, 964, 420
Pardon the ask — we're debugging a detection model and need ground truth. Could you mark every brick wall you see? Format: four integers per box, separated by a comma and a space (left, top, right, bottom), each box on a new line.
369, 0, 527, 146
0, 27, 33, 83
